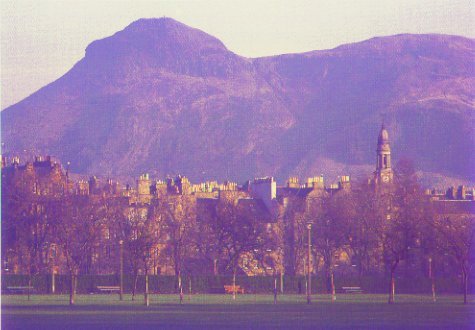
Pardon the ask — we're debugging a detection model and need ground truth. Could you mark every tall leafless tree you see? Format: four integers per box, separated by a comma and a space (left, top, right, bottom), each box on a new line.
53, 195, 106, 305
382, 160, 429, 304
309, 192, 352, 301
349, 182, 386, 276
153, 195, 197, 278
433, 214, 474, 304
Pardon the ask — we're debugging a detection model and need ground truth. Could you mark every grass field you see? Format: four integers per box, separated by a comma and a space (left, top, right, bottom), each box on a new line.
2, 294, 474, 329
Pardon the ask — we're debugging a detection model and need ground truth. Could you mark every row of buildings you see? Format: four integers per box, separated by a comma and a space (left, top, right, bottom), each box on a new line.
2, 126, 474, 276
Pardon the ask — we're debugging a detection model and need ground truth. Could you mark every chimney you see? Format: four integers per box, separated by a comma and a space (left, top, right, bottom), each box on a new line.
457, 185, 467, 200
250, 177, 276, 211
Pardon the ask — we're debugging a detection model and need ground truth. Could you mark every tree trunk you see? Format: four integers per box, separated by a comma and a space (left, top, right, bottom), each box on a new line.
119, 242, 123, 301
324, 257, 332, 294
188, 277, 192, 301
273, 276, 277, 304
463, 271, 468, 305
51, 271, 55, 294
388, 260, 398, 304
174, 247, 181, 278
429, 257, 435, 302
233, 269, 236, 301
365, 253, 371, 276
213, 259, 218, 276
132, 271, 138, 301
178, 273, 183, 304
280, 272, 284, 294
28, 273, 32, 301
358, 256, 364, 277
388, 270, 395, 304
69, 273, 76, 305
144, 270, 149, 307
330, 271, 336, 302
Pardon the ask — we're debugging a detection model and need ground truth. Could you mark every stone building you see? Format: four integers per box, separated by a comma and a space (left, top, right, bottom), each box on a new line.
2, 123, 473, 277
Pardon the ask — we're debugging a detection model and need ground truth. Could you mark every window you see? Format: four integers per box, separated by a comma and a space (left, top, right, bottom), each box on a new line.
92, 251, 99, 263
104, 228, 110, 240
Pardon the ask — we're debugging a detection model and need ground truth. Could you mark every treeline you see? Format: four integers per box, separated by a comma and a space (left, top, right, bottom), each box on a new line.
2, 159, 474, 305
289, 161, 474, 304
2, 168, 279, 304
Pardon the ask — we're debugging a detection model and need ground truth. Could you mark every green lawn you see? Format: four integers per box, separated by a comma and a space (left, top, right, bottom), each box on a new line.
2, 294, 474, 329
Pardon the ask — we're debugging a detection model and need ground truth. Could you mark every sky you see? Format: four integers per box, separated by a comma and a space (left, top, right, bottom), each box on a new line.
1, 0, 474, 109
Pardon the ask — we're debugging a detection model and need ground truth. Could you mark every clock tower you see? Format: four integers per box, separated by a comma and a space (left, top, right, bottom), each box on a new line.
374, 124, 393, 184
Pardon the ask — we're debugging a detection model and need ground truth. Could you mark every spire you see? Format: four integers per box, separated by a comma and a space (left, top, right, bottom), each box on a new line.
378, 124, 389, 145
374, 123, 393, 184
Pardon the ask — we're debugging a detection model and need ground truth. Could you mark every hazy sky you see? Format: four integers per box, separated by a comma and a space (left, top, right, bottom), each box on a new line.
1, 0, 474, 109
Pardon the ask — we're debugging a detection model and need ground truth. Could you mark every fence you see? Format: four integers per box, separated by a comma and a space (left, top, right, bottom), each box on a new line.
2, 274, 473, 295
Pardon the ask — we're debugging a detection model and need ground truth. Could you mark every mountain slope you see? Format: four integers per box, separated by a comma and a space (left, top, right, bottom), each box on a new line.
2, 18, 474, 184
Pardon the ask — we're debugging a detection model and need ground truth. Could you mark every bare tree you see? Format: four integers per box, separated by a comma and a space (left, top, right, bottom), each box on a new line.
209, 199, 268, 299
15, 202, 52, 300
280, 197, 308, 276
382, 160, 428, 304
115, 203, 155, 302
153, 195, 197, 278
195, 206, 221, 275
433, 214, 475, 304
2, 166, 58, 299
53, 195, 106, 305
309, 192, 352, 301
419, 204, 439, 302
137, 210, 162, 306
350, 182, 386, 276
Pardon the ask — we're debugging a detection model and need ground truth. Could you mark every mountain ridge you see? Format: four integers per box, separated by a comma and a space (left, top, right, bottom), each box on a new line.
2, 18, 474, 186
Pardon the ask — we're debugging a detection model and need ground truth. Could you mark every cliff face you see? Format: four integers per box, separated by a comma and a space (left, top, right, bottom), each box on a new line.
2, 18, 474, 183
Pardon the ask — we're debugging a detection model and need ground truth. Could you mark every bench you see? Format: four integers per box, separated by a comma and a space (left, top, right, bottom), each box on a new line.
95, 286, 120, 294
224, 285, 245, 294
342, 286, 363, 294
5, 286, 35, 294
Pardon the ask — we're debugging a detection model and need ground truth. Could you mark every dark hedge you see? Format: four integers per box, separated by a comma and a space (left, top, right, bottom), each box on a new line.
2, 274, 473, 295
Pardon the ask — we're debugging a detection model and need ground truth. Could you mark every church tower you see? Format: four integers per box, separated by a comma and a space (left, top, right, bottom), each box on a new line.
374, 124, 393, 184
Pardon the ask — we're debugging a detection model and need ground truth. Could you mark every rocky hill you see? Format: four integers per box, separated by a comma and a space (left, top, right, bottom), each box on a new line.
2, 18, 474, 185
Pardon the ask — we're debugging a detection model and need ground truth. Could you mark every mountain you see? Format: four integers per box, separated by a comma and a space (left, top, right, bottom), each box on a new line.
2, 18, 474, 185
